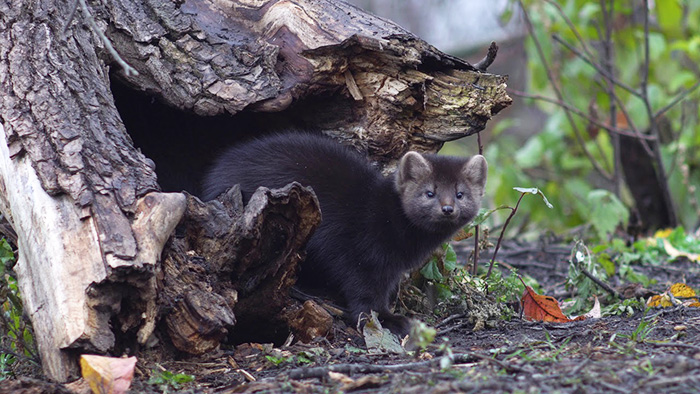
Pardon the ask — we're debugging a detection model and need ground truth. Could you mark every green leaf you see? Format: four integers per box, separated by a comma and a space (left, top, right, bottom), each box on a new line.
443, 244, 457, 272
420, 257, 443, 281
667, 227, 700, 254
586, 190, 629, 240
656, 0, 684, 35
513, 187, 554, 208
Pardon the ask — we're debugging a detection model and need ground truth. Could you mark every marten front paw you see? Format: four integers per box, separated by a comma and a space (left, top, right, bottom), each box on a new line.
380, 314, 413, 337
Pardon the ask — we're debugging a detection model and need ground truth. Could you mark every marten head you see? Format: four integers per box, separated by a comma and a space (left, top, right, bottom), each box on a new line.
395, 152, 487, 233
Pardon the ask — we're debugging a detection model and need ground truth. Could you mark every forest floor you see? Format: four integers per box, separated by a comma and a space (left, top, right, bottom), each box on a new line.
4, 238, 700, 393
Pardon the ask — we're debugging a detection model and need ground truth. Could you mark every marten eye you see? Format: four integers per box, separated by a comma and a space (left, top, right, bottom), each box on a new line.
456, 192, 464, 199
425, 191, 435, 198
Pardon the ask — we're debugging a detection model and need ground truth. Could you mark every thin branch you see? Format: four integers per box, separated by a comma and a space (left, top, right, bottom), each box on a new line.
472, 132, 484, 276
519, 3, 612, 180
77, 0, 139, 76
580, 267, 622, 299
655, 80, 700, 117
474, 42, 499, 71
552, 34, 640, 99
486, 193, 525, 281
599, 0, 622, 197
591, 76, 655, 160
544, 0, 596, 62
509, 90, 656, 141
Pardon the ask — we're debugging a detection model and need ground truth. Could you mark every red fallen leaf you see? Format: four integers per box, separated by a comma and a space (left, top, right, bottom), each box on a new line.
521, 285, 573, 323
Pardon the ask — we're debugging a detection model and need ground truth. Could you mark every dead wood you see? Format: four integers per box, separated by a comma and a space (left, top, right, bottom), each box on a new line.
0, 0, 510, 381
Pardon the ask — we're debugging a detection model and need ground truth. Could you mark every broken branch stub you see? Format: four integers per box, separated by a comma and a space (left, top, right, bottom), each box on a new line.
161, 182, 321, 353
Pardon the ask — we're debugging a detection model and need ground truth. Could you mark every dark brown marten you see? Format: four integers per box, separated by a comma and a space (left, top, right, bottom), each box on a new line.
202, 132, 487, 336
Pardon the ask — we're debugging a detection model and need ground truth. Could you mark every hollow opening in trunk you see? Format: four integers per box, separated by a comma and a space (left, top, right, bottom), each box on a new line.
110, 76, 357, 197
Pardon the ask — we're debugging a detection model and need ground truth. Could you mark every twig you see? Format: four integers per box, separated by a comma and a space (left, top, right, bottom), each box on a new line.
287, 360, 433, 379
551, 34, 639, 99
569, 357, 590, 376
286, 352, 527, 380
486, 193, 525, 281
597, 380, 630, 393
437, 321, 472, 336
472, 131, 484, 276
76, 0, 139, 76
544, 0, 596, 59
655, 80, 700, 118
453, 352, 527, 373
598, 0, 622, 197
519, 3, 612, 180
474, 42, 498, 72
645, 341, 700, 352
645, 373, 700, 388
509, 90, 655, 140
436, 313, 467, 328
580, 267, 622, 299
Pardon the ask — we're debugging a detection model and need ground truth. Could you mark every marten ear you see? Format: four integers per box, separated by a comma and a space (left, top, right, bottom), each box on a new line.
397, 151, 432, 187
463, 155, 488, 194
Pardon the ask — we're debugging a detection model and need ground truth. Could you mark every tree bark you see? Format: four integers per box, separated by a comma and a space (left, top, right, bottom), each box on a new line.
0, 0, 511, 381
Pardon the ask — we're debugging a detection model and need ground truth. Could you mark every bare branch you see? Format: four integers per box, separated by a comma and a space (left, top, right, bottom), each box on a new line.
509, 90, 656, 141
474, 42, 499, 71
655, 80, 700, 118
552, 34, 639, 98
77, 0, 139, 76
519, 3, 612, 180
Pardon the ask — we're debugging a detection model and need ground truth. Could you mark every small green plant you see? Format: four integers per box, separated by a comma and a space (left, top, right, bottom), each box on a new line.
566, 240, 608, 314
420, 243, 459, 300
483, 264, 528, 307
406, 320, 437, 353
623, 315, 656, 343
602, 298, 645, 317
264, 354, 292, 367
0, 238, 39, 375
148, 367, 195, 391
294, 347, 326, 365
0, 353, 16, 380
638, 359, 655, 377
485, 187, 553, 281
344, 345, 366, 354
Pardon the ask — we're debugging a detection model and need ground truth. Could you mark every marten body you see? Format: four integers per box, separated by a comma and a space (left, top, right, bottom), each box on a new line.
202, 133, 487, 335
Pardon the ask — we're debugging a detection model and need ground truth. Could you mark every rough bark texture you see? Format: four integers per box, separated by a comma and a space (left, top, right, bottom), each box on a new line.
161, 183, 320, 353
105, 0, 511, 160
0, 0, 511, 381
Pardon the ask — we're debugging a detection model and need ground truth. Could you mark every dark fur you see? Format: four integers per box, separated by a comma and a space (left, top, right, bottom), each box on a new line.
202, 133, 487, 335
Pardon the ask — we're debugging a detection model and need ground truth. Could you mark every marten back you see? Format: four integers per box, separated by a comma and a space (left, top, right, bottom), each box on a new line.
202, 132, 487, 336
202, 133, 378, 205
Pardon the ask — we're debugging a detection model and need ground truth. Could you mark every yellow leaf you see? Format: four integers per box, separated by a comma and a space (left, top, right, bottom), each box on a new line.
669, 283, 697, 298
654, 228, 673, 238
80, 354, 137, 394
647, 294, 674, 308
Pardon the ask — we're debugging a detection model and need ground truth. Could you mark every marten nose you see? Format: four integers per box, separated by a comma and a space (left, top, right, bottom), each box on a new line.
442, 205, 454, 215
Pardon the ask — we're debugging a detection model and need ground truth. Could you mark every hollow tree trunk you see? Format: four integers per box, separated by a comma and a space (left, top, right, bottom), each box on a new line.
0, 0, 511, 381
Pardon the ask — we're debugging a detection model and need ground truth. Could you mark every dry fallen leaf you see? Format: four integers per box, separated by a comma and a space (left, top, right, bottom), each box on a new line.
647, 283, 700, 308
452, 229, 474, 241
521, 286, 573, 323
80, 354, 137, 394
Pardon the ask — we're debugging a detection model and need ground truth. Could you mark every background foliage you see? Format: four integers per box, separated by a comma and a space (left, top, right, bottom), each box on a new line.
461, 0, 700, 239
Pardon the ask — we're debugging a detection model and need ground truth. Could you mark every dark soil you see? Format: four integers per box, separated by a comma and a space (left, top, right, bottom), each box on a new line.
4, 238, 700, 393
